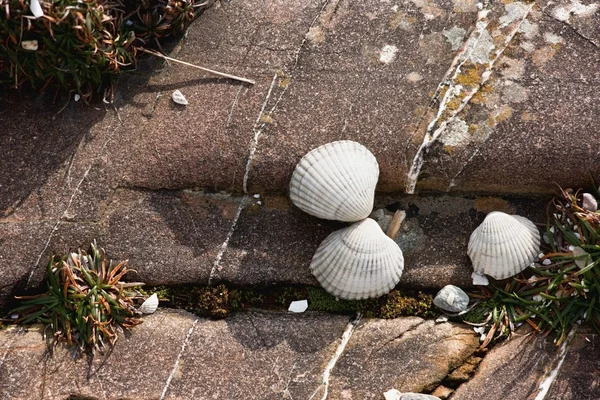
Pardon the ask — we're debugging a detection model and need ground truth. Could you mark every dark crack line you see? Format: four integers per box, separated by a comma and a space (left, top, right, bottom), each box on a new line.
369, 319, 427, 357
247, 313, 269, 348
542, 9, 600, 50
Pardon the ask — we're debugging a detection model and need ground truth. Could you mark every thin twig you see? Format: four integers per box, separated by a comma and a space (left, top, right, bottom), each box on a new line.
137, 47, 255, 85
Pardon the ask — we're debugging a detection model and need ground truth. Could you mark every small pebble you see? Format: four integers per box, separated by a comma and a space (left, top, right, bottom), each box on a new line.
582, 193, 598, 211
433, 285, 469, 313
542, 258, 552, 265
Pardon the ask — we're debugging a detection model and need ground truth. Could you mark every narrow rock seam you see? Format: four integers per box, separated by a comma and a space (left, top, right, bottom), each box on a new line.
534, 325, 579, 400
308, 313, 362, 400
405, 2, 534, 194
211, 0, 331, 282
159, 318, 199, 400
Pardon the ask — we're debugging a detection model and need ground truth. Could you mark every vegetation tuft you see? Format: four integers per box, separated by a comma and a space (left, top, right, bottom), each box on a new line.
0, 0, 210, 99
7, 242, 144, 353
464, 186, 600, 347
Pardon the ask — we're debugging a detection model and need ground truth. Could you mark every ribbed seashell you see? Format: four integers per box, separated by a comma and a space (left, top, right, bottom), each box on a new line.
468, 211, 540, 280
310, 218, 404, 300
433, 285, 469, 313
290, 141, 379, 222
139, 293, 159, 314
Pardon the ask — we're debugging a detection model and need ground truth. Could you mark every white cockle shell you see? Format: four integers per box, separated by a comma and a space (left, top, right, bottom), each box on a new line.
139, 293, 159, 314
289, 141, 379, 222
433, 285, 469, 313
310, 218, 404, 300
468, 211, 540, 280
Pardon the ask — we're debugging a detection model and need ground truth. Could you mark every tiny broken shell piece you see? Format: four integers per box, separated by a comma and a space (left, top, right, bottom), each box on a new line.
471, 272, 489, 286
139, 293, 159, 314
21, 40, 38, 51
172, 90, 188, 105
582, 193, 598, 212
433, 285, 469, 313
30, 0, 43, 18
288, 300, 308, 313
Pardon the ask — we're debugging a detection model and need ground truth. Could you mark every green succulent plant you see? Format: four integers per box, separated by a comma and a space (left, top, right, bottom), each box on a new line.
0, 0, 209, 98
10, 242, 143, 353
466, 186, 600, 348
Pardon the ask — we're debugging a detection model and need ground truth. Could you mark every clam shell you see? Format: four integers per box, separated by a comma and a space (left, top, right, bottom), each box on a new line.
139, 293, 159, 314
310, 218, 404, 300
468, 211, 540, 280
290, 141, 379, 222
433, 285, 469, 313
172, 90, 188, 105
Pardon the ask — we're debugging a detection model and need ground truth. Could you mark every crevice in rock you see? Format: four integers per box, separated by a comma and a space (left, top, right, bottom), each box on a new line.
308, 313, 361, 400
158, 318, 199, 400
404, 1, 535, 194
541, 9, 600, 49
369, 319, 427, 357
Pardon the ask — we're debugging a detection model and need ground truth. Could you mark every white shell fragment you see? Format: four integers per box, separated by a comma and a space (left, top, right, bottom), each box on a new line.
468, 211, 540, 280
310, 218, 404, 300
21, 40, 38, 51
139, 293, 159, 314
172, 90, 188, 105
433, 285, 470, 313
582, 193, 597, 211
289, 141, 379, 222
288, 300, 308, 313
383, 390, 441, 400
471, 272, 489, 286
30, 0, 44, 18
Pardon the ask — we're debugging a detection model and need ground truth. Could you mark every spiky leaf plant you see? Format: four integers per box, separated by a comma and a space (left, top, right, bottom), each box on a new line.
11, 242, 143, 353
464, 187, 600, 348
0, 0, 209, 98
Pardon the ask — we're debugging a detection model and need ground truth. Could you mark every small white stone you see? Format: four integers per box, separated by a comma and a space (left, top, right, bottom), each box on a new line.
542, 258, 552, 266
434, 285, 469, 313
288, 300, 308, 313
21, 40, 38, 51
74, 94, 81, 102
172, 90, 188, 105
253, 194, 260, 198
532, 295, 543, 302
582, 193, 597, 211
10, 314, 19, 319
568, 245, 575, 251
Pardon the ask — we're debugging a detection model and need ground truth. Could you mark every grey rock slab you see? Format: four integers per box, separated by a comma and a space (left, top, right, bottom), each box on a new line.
416, 3, 600, 195
546, 328, 600, 400
245, 0, 479, 194
328, 318, 479, 398
0, 221, 100, 311
213, 195, 344, 285
109, 0, 331, 193
99, 189, 241, 286
451, 326, 556, 400
159, 310, 351, 399
0, 309, 197, 399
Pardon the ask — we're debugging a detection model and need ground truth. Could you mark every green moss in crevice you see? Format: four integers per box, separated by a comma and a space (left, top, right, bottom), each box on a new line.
461, 299, 493, 324
141, 284, 438, 320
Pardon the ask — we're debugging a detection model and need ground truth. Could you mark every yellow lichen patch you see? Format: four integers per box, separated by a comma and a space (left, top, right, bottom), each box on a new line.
277, 72, 291, 88
455, 65, 483, 89
443, 145, 455, 154
468, 123, 478, 134
474, 197, 515, 214
445, 97, 464, 113
521, 111, 538, 121
259, 113, 275, 124
487, 105, 513, 126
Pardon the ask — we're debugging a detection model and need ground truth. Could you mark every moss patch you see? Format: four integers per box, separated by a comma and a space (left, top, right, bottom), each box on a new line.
143, 284, 439, 320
